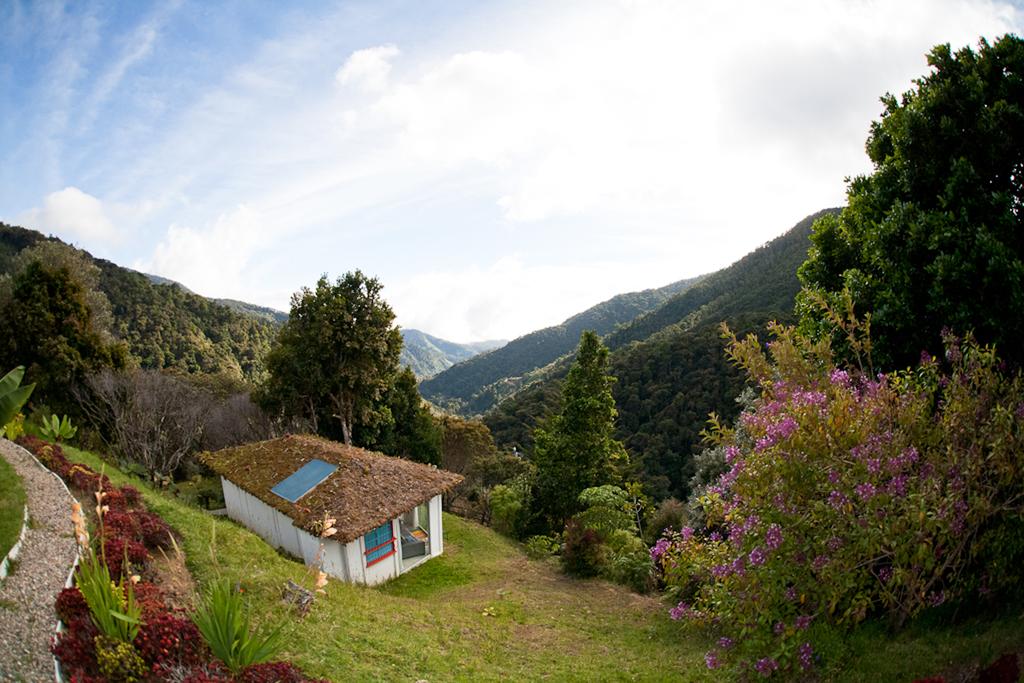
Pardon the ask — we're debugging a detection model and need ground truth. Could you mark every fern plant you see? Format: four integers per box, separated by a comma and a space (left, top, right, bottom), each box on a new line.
192, 579, 284, 673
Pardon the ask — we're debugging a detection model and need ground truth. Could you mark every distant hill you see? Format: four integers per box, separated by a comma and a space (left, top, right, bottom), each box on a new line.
484, 209, 838, 499
419, 276, 703, 415
400, 329, 506, 380
0, 223, 278, 383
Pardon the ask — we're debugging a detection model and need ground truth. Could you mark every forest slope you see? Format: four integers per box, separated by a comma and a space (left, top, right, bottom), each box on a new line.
419, 275, 702, 415
486, 209, 837, 499
0, 223, 277, 383
400, 329, 506, 380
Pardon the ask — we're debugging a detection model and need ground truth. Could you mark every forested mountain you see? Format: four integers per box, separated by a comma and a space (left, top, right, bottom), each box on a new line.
0, 223, 278, 383
419, 275, 703, 414
399, 329, 506, 380
485, 209, 838, 499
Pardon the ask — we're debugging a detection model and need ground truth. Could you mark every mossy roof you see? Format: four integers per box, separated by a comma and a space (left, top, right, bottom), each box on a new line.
200, 434, 463, 543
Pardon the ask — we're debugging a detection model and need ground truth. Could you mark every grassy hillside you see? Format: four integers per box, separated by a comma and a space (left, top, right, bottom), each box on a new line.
63, 446, 711, 682
400, 329, 507, 380
486, 211, 837, 499
59, 444, 1023, 681
420, 276, 702, 415
0, 223, 278, 383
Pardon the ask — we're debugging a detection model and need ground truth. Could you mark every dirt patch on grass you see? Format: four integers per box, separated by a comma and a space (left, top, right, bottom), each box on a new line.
148, 545, 196, 610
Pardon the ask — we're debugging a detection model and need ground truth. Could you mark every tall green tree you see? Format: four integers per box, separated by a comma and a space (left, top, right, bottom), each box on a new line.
0, 259, 126, 412
797, 35, 1024, 369
531, 330, 627, 531
355, 366, 442, 464
258, 271, 401, 445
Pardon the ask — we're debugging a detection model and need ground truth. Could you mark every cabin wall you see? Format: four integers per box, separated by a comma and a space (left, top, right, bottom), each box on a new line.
428, 494, 443, 556
361, 518, 401, 586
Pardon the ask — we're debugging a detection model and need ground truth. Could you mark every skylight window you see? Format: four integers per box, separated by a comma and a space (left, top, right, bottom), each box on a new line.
271, 459, 338, 503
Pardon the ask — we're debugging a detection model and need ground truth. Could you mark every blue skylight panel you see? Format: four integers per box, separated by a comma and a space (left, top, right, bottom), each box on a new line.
271, 459, 338, 503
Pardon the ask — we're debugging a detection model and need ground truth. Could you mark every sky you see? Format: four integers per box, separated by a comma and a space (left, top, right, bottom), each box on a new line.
1, 1, 1021, 343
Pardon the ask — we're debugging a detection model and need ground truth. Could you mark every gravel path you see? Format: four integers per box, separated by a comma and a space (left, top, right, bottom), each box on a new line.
0, 439, 78, 683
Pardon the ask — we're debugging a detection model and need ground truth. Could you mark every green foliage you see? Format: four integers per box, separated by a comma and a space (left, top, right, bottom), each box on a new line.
603, 530, 655, 594
75, 549, 142, 643
489, 473, 533, 537
39, 413, 77, 442
798, 35, 1024, 369
523, 535, 560, 559
575, 485, 636, 538
0, 260, 126, 413
0, 366, 34, 436
420, 276, 701, 414
192, 579, 284, 674
355, 367, 441, 464
258, 271, 401, 445
531, 331, 627, 531
0, 455, 26, 561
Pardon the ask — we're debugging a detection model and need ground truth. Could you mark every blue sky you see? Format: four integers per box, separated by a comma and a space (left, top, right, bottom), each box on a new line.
2, 0, 1021, 342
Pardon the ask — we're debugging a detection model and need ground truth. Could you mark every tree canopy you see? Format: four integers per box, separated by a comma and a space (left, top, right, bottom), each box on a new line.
259, 271, 402, 445
531, 330, 627, 531
798, 35, 1024, 369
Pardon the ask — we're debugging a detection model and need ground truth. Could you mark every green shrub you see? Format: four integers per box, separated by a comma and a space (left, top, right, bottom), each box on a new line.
524, 535, 560, 559
95, 635, 147, 682
75, 549, 142, 643
643, 497, 686, 545
40, 413, 78, 442
490, 473, 532, 537
192, 579, 283, 674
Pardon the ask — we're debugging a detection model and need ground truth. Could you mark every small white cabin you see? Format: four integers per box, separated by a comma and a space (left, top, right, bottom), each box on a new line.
202, 434, 463, 585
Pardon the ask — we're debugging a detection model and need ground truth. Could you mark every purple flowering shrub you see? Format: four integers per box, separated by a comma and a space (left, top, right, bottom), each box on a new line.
658, 323, 1024, 676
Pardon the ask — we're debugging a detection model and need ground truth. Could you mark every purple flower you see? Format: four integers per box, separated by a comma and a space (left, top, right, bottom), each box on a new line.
785, 586, 798, 602
828, 490, 849, 511
830, 368, 852, 388
773, 621, 785, 635
725, 445, 740, 463
795, 614, 813, 630
867, 458, 881, 474
812, 555, 829, 571
765, 524, 783, 551
749, 547, 766, 567
718, 637, 734, 649
878, 566, 893, 583
886, 475, 909, 497
704, 650, 720, 669
827, 469, 840, 484
650, 538, 671, 561
669, 601, 691, 621
711, 564, 729, 579
928, 591, 946, 607
709, 531, 722, 542
755, 657, 779, 677
826, 536, 843, 553
798, 642, 814, 670
730, 556, 746, 577
681, 526, 694, 541
855, 482, 877, 501
756, 416, 799, 451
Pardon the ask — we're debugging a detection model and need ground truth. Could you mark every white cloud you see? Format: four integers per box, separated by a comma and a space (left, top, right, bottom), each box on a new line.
135, 205, 272, 300
335, 44, 401, 92
17, 186, 119, 243
388, 255, 686, 343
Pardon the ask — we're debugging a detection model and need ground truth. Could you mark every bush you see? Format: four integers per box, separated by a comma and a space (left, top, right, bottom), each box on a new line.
524, 535, 560, 559
643, 497, 687, 545
135, 612, 207, 669
239, 661, 329, 683
604, 530, 655, 593
560, 519, 606, 577
51, 616, 100, 679
660, 322, 1024, 675
55, 587, 90, 624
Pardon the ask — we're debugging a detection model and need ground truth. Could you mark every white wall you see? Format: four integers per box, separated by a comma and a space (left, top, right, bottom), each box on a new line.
219, 479, 447, 586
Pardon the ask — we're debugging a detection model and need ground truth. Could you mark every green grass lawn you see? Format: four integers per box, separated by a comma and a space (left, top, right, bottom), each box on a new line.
0, 450, 26, 561
61, 445, 1023, 682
